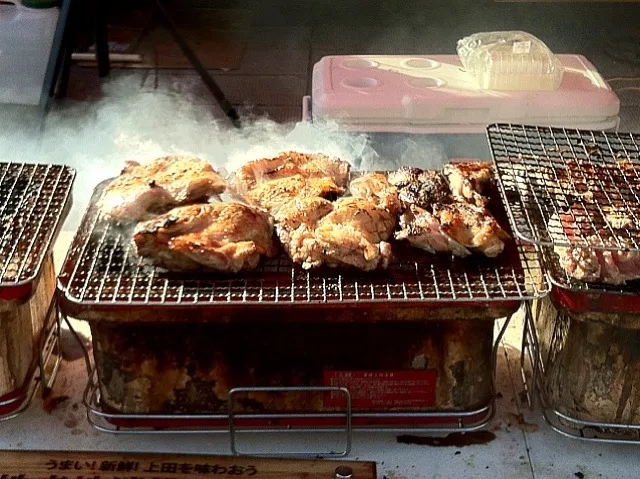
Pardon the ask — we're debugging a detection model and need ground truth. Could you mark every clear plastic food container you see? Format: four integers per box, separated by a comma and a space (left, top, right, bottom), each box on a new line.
457, 31, 564, 91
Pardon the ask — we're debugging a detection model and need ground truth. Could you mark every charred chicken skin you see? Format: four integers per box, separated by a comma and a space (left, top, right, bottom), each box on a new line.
133, 203, 277, 272
99, 156, 226, 222
390, 162, 507, 258
388, 167, 450, 209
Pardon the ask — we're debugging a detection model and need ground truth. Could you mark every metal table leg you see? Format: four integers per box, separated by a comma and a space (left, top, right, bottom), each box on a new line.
153, 0, 241, 127
95, 0, 110, 77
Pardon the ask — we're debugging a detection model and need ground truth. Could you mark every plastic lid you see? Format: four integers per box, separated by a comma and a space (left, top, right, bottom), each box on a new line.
457, 31, 564, 91
22, 0, 59, 8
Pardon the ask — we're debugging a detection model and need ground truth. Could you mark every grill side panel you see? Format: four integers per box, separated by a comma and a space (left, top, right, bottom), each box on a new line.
92, 318, 494, 416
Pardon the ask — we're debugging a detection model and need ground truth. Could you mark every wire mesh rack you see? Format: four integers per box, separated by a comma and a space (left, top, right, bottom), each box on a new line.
488, 123, 640, 252
0, 162, 75, 290
57, 181, 548, 315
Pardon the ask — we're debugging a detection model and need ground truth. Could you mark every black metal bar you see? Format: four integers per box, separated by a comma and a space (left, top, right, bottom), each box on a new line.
53, 0, 78, 99
152, 0, 241, 128
42, 0, 73, 109
95, 0, 110, 77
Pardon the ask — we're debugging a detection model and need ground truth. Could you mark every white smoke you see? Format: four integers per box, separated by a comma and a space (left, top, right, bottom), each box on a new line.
0, 72, 453, 231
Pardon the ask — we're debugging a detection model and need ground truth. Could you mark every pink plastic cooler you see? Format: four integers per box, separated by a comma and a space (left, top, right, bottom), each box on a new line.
305, 55, 619, 134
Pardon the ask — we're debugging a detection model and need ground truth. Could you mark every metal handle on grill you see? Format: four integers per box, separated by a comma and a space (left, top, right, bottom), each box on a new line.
227, 386, 353, 458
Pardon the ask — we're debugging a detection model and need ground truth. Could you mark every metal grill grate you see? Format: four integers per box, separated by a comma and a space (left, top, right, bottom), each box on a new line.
0, 163, 75, 286
488, 123, 640, 251
58, 182, 547, 309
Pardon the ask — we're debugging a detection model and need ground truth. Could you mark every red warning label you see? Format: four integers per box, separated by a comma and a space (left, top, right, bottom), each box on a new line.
324, 370, 437, 408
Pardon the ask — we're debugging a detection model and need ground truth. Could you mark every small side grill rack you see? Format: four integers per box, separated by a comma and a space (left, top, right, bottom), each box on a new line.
488, 123, 640, 252
0, 162, 75, 288
57, 182, 548, 313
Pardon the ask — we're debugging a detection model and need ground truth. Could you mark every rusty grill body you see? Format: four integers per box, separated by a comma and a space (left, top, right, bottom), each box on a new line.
0, 162, 74, 419
489, 123, 640, 251
59, 179, 546, 435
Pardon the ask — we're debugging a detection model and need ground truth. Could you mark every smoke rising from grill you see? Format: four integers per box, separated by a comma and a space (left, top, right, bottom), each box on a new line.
0, 73, 449, 231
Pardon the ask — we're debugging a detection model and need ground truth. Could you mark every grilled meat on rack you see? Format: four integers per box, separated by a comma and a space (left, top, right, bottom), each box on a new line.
99, 156, 226, 222
239, 175, 345, 215
275, 173, 400, 271
433, 202, 509, 258
133, 203, 277, 272
230, 152, 351, 214
390, 163, 507, 257
395, 205, 471, 257
551, 209, 640, 284
388, 167, 450, 208
442, 161, 493, 207
555, 238, 640, 285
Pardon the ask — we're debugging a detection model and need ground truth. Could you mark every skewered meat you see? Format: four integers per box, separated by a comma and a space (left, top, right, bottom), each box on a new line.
443, 161, 493, 207
274, 173, 399, 271
395, 205, 471, 257
433, 203, 509, 258
99, 156, 226, 222
388, 167, 450, 208
133, 203, 277, 272
231, 151, 350, 213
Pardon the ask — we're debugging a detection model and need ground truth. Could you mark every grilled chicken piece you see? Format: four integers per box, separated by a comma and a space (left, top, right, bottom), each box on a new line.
233, 151, 350, 191
314, 196, 396, 270
231, 151, 350, 213
556, 238, 640, 285
433, 202, 509, 258
99, 156, 226, 222
241, 174, 345, 214
349, 172, 401, 213
443, 161, 493, 207
134, 203, 277, 272
275, 173, 398, 271
395, 205, 471, 257
388, 167, 450, 208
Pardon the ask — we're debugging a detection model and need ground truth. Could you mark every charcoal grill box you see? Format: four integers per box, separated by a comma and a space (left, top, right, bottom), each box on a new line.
532, 245, 640, 427
304, 55, 619, 164
533, 293, 640, 426
0, 162, 75, 417
57, 180, 546, 428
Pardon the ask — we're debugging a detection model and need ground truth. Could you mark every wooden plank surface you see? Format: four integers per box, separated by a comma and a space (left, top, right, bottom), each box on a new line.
0, 450, 376, 479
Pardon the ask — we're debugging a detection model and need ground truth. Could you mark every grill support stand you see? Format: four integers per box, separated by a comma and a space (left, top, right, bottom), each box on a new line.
520, 300, 640, 443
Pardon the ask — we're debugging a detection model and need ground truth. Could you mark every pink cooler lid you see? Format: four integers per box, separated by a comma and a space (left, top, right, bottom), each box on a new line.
310, 55, 620, 134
